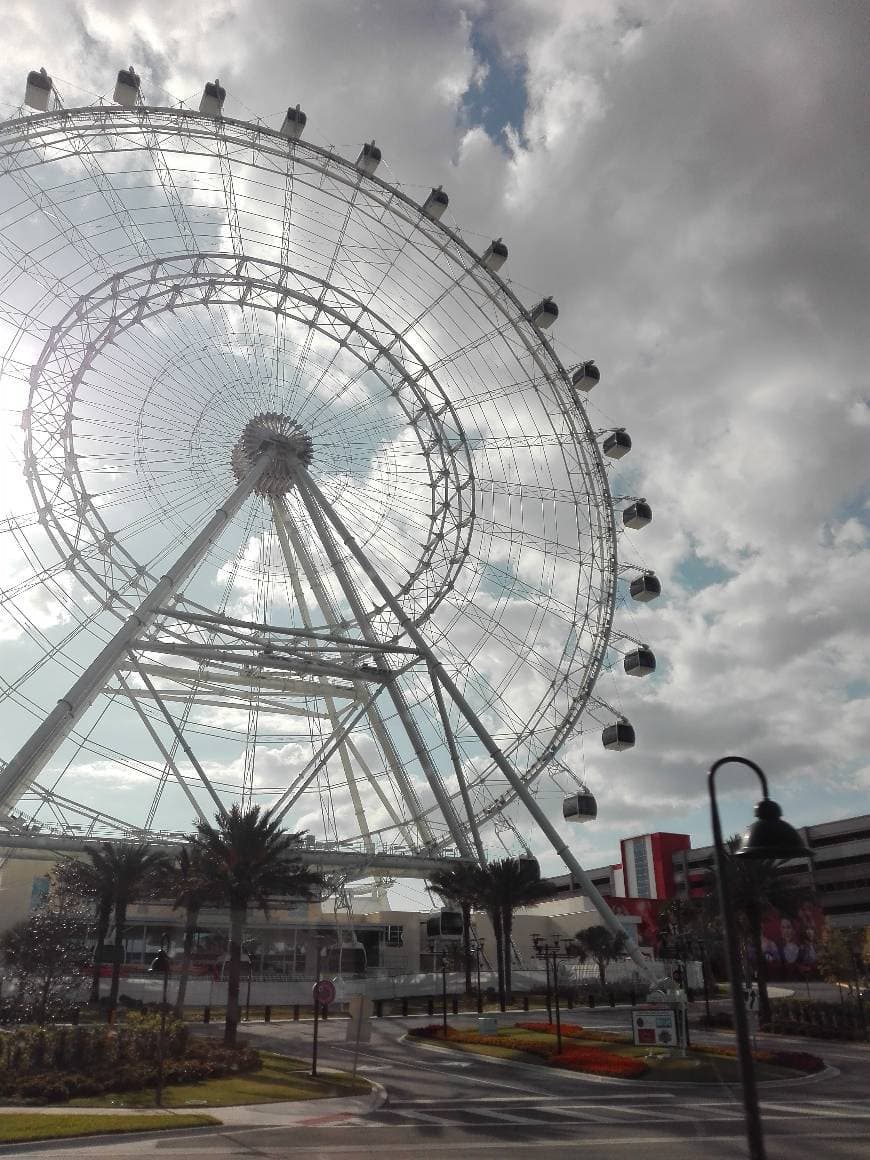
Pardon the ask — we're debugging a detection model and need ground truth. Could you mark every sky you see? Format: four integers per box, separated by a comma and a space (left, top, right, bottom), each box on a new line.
0, 0, 867, 909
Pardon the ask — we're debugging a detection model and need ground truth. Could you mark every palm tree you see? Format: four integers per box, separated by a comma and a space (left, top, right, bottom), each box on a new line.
100, 843, 172, 1008
571, 924, 627, 987
716, 836, 809, 1025
190, 805, 324, 1046
171, 846, 213, 1015
55, 844, 170, 1008
428, 863, 488, 996
478, 858, 560, 1007
51, 856, 115, 1004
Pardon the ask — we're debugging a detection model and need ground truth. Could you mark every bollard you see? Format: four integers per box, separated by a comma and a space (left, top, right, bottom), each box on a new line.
203, 1006, 211, 1024
567, 994, 574, 1010
427, 997, 434, 1017
321, 1004, 328, 1021
375, 999, 383, 1018
629, 989, 637, 1006
588, 993, 596, 1009
264, 1005, 271, 1023
608, 991, 615, 1008
401, 997, 408, 1017
452, 996, 459, 1015
522, 996, 529, 1012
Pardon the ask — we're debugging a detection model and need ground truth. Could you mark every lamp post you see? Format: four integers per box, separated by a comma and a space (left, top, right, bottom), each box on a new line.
532, 935, 563, 1052
149, 939, 171, 1108
708, 755, 813, 1160
475, 940, 484, 1014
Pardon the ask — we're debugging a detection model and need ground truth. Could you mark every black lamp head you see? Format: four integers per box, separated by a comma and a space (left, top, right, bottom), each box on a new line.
734, 798, 813, 862
149, 949, 170, 974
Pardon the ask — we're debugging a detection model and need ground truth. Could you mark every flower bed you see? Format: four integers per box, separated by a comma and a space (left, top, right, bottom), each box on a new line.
549, 1047, 647, 1078
408, 1023, 645, 1077
513, 1021, 588, 1039
513, 1021, 627, 1043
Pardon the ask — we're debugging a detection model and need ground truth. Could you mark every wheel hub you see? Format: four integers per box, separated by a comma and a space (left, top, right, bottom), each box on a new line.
231, 412, 314, 496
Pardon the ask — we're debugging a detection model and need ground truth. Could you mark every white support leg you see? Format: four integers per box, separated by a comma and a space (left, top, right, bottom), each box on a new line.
0, 452, 274, 814
429, 663, 486, 865
295, 465, 656, 984
270, 497, 373, 851
127, 656, 227, 819
291, 482, 474, 859
269, 686, 387, 822
115, 671, 208, 824
274, 497, 435, 849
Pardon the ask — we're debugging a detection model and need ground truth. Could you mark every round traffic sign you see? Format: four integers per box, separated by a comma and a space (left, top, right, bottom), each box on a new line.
314, 979, 336, 1006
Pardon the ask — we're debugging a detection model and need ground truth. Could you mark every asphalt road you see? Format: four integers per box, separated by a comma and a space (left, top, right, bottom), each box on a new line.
4, 1007, 868, 1159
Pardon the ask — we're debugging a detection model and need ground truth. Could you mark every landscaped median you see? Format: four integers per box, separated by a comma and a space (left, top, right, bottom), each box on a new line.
0, 1112, 218, 1145
409, 1021, 826, 1083
0, 1017, 371, 1108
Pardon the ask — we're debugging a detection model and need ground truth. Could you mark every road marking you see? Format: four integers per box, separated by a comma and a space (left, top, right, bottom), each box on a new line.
388, 1094, 676, 1105
762, 1101, 870, 1119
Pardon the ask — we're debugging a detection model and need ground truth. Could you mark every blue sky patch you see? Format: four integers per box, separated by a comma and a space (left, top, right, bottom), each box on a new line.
675, 551, 734, 591
461, 22, 528, 151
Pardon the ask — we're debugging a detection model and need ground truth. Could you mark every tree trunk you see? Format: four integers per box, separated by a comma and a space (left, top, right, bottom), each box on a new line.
38, 976, 51, 1026
489, 907, 505, 1011
461, 902, 473, 997
598, 958, 606, 988
224, 905, 245, 1047
108, 896, 127, 1009
174, 903, 199, 1016
503, 906, 514, 1002
89, 898, 111, 1004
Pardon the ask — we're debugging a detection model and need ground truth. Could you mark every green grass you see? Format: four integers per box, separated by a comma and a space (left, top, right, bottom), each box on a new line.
69, 1052, 371, 1109
0, 1112, 217, 1143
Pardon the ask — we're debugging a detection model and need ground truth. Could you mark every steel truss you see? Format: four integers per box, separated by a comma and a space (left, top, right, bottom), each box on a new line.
0, 98, 658, 977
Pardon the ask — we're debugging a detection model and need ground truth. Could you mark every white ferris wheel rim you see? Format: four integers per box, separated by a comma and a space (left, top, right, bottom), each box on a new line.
0, 102, 622, 855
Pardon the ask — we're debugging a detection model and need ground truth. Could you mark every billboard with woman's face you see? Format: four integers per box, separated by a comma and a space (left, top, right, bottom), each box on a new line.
759, 900, 824, 979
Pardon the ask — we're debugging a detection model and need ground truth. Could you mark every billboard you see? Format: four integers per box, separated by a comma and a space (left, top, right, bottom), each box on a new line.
757, 900, 825, 980
604, 895, 660, 947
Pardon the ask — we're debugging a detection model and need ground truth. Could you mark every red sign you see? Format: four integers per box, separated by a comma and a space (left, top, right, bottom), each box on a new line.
314, 979, 336, 1006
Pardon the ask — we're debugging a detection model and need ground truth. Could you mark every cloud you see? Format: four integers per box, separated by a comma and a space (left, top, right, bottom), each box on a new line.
0, 0, 866, 870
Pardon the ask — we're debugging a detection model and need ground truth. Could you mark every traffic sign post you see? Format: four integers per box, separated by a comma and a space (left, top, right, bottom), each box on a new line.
311, 977, 336, 1078
315, 979, 336, 1006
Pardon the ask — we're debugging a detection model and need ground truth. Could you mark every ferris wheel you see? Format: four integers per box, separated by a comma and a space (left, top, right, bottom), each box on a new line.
0, 67, 660, 903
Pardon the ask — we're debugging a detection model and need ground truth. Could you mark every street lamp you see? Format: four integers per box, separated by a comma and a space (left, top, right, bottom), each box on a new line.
709, 755, 813, 1160
149, 940, 171, 1108
532, 934, 564, 1052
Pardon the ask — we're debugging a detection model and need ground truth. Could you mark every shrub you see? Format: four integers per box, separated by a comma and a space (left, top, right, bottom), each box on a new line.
762, 1049, 825, 1073
696, 1043, 824, 1074
408, 1024, 450, 1039
17, 1074, 71, 1103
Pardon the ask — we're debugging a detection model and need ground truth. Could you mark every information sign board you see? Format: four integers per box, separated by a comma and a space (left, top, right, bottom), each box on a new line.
631, 1006, 677, 1046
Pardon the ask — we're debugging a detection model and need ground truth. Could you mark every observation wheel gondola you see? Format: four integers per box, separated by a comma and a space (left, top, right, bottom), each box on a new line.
0, 69, 658, 932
